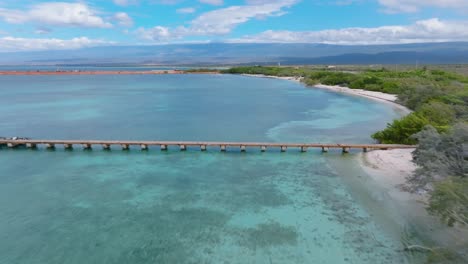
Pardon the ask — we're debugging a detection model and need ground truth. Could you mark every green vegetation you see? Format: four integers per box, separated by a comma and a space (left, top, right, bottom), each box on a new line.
184, 68, 220, 73
410, 124, 468, 226
222, 66, 468, 144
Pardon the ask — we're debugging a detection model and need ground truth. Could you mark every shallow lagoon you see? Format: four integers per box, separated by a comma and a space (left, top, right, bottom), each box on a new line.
0, 74, 412, 263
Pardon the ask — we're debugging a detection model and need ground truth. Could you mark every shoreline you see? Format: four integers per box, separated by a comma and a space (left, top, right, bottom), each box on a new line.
359, 148, 468, 253
358, 149, 419, 202
241, 74, 411, 114
241, 73, 468, 251
313, 84, 411, 115
241, 73, 304, 83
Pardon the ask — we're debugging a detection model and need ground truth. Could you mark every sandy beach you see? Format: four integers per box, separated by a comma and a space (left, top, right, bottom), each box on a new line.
241, 74, 411, 114
358, 148, 419, 202
313, 84, 411, 114
360, 148, 468, 251
241, 73, 304, 83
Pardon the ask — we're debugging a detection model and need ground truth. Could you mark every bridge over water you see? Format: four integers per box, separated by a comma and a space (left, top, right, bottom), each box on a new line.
0, 139, 415, 153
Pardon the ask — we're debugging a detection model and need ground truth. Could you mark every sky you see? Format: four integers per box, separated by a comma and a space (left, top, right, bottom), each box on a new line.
0, 0, 467, 51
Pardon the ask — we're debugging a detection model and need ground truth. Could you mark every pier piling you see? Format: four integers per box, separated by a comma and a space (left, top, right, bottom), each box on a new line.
26, 143, 37, 149
261, 146, 267, 152
46, 143, 55, 149
64, 144, 73, 150
82, 144, 91, 150
160, 144, 167, 151
102, 144, 111, 150
220, 145, 226, 152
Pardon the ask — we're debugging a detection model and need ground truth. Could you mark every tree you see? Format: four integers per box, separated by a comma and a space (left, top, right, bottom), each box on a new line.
428, 177, 468, 227
409, 124, 468, 191
371, 113, 429, 144
417, 102, 456, 127
408, 124, 468, 227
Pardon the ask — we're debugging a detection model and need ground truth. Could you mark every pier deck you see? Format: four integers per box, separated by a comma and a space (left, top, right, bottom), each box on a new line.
0, 139, 415, 153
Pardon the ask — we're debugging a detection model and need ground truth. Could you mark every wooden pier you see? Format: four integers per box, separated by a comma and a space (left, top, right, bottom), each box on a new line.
0, 139, 415, 153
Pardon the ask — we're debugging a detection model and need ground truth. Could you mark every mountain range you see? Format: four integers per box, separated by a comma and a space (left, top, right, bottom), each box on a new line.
1, 42, 468, 65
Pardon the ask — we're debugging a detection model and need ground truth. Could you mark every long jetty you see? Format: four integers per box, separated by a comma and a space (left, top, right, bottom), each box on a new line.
0, 139, 415, 153
0, 70, 219, 76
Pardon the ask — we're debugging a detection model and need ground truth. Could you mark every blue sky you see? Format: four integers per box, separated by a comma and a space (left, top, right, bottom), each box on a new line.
0, 0, 467, 51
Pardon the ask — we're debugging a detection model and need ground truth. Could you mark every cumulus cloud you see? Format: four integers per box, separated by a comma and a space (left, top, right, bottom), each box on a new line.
177, 7, 196, 14
199, 0, 224, 5
35, 27, 52, 35
0, 37, 113, 52
378, 0, 468, 13
114, 12, 134, 27
0, 2, 112, 28
229, 18, 468, 45
136, 26, 172, 41
138, 0, 297, 41
113, 0, 138, 6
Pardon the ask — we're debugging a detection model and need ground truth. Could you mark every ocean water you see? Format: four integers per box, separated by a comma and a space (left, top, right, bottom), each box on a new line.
0, 74, 412, 263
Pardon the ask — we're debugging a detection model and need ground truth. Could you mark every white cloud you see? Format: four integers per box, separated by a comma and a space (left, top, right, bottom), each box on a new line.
0, 36, 113, 52
114, 12, 133, 27
138, 0, 297, 41
229, 18, 468, 45
177, 7, 196, 14
0, 2, 112, 28
136, 26, 172, 41
199, 0, 224, 5
378, 0, 468, 13
35, 27, 52, 35
113, 0, 138, 6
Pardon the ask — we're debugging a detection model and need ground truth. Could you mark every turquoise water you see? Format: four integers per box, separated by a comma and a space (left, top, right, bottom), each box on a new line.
0, 74, 410, 263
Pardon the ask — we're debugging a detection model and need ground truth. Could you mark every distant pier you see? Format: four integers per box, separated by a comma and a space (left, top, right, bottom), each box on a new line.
0, 139, 415, 153
0, 70, 219, 76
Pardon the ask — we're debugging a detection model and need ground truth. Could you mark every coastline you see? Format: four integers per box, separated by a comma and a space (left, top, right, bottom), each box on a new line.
359, 148, 468, 252
241, 73, 304, 83
241, 74, 411, 114
313, 84, 411, 115
358, 149, 419, 202
242, 72, 468, 251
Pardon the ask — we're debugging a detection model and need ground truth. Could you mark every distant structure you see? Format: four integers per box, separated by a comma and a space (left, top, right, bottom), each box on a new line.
0, 139, 416, 154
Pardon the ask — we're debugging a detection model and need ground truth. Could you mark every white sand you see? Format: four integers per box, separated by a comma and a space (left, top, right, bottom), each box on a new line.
241, 74, 304, 83
360, 149, 468, 249
241, 74, 410, 114
314, 84, 411, 114
358, 149, 419, 202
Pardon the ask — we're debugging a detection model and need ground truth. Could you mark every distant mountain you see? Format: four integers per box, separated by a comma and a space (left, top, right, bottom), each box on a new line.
276, 51, 468, 65
1, 42, 468, 65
